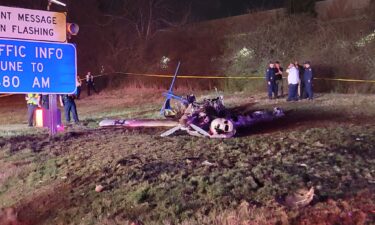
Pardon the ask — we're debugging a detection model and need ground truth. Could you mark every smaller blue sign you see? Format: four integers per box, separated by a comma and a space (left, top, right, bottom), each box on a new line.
0, 38, 76, 94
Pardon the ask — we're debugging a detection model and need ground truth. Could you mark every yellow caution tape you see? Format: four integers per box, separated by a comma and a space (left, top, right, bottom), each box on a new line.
124, 72, 263, 79
314, 77, 375, 83
113, 72, 375, 83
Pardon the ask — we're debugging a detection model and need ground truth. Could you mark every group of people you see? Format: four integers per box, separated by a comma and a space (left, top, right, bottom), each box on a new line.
26, 71, 98, 127
25, 93, 79, 127
266, 61, 313, 101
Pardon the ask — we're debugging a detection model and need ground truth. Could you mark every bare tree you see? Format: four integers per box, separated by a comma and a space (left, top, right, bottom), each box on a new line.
100, 0, 192, 42
0, 0, 45, 9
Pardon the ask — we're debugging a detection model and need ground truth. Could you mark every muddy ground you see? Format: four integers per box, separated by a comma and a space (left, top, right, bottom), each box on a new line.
0, 91, 374, 225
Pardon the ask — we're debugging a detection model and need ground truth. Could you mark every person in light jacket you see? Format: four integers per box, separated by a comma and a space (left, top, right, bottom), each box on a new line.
286, 63, 299, 101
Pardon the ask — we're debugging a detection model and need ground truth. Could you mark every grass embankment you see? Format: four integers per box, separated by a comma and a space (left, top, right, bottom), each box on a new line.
0, 90, 374, 224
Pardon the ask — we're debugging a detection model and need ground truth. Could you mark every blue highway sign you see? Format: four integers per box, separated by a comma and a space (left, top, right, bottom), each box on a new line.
0, 38, 76, 94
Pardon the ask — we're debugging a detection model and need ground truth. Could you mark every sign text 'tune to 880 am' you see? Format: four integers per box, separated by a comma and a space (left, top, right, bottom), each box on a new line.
0, 38, 76, 94
0, 5, 66, 42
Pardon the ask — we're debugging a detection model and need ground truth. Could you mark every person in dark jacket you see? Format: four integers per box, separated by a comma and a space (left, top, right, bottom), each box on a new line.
274, 61, 284, 98
303, 61, 314, 100
41, 94, 49, 110
294, 61, 306, 99
59, 94, 79, 124
86, 72, 98, 96
265, 61, 277, 99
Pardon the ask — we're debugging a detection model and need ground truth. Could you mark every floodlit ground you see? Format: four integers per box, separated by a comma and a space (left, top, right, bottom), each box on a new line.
0, 89, 374, 225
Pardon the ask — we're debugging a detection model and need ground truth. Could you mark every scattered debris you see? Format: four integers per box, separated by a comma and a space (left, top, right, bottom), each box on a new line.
297, 163, 308, 169
95, 185, 104, 193
284, 187, 315, 208
130, 220, 144, 225
313, 141, 325, 147
201, 160, 217, 167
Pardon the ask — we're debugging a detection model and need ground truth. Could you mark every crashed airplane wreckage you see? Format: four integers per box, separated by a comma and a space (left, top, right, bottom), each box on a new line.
99, 62, 285, 138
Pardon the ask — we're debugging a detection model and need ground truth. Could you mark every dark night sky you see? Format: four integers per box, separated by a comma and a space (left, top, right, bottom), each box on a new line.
1, 0, 285, 21
189, 0, 284, 20
89, 0, 285, 20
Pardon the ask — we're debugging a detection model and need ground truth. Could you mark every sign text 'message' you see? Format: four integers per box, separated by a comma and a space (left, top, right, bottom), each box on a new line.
1, 12, 58, 36
0, 6, 65, 41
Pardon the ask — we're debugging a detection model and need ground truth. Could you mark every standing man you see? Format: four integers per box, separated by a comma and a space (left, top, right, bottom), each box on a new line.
303, 61, 314, 100
265, 61, 277, 99
86, 72, 98, 96
274, 61, 284, 98
25, 94, 40, 127
59, 94, 79, 124
295, 61, 306, 99
286, 63, 299, 101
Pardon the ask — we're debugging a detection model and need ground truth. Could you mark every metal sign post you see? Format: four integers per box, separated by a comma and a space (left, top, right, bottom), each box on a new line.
48, 94, 58, 135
